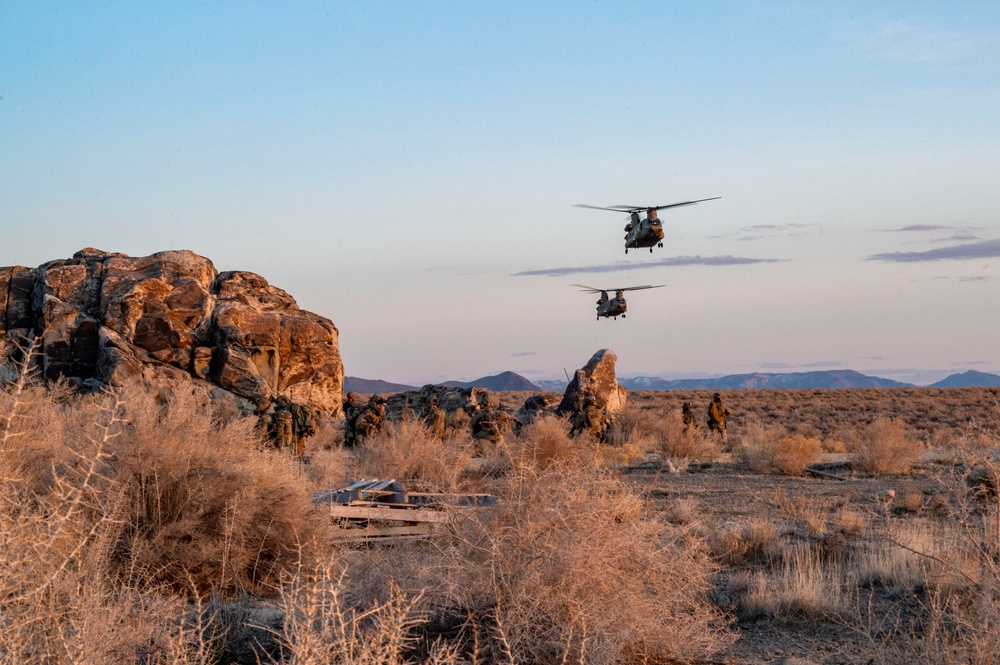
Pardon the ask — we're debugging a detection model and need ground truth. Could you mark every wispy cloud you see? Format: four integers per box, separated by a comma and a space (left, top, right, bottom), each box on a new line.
512, 255, 781, 277
866, 239, 1000, 262
710, 223, 816, 242
511, 351, 537, 357
893, 224, 952, 232
803, 361, 844, 368
850, 20, 999, 64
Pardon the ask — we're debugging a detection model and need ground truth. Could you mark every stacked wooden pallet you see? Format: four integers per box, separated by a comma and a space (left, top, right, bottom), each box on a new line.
312, 479, 496, 542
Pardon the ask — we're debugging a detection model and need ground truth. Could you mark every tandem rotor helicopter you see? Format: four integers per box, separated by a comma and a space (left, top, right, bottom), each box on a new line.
574, 197, 720, 254
573, 284, 665, 320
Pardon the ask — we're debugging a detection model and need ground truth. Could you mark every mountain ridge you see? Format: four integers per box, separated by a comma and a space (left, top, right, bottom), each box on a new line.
346, 369, 1000, 393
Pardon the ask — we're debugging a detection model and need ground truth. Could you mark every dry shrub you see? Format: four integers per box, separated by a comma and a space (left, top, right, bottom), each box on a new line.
277, 557, 462, 665
301, 447, 353, 491
847, 417, 923, 475
606, 402, 658, 450
354, 417, 475, 492
610, 403, 719, 463
0, 380, 323, 598
737, 420, 820, 475
111, 385, 323, 597
710, 518, 781, 566
507, 413, 597, 471
657, 409, 719, 464
451, 462, 733, 664
666, 496, 702, 525
0, 379, 246, 661
836, 506, 866, 536
346, 458, 733, 664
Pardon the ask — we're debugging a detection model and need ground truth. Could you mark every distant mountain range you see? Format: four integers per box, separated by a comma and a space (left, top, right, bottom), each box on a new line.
928, 370, 1000, 388
621, 370, 912, 390
345, 369, 1000, 394
441, 371, 541, 391
344, 371, 540, 394
343, 377, 418, 394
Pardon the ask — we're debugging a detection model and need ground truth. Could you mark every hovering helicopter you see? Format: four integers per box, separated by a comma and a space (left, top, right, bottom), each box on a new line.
573, 284, 665, 320
574, 197, 721, 254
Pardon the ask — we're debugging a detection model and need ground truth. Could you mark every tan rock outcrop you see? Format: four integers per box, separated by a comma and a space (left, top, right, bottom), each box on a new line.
0, 249, 343, 416
557, 348, 627, 416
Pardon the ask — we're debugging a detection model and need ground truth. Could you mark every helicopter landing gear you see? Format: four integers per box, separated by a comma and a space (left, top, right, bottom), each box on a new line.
649, 247, 654, 253
657, 242, 663, 248
624, 248, 628, 254
622, 314, 626, 318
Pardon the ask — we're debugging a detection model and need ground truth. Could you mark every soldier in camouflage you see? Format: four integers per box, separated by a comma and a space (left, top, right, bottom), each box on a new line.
706, 392, 730, 440
470, 394, 511, 443
423, 395, 446, 441
354, 394, 387, 443
342, 392, 360, 447
569, 394, 609, 443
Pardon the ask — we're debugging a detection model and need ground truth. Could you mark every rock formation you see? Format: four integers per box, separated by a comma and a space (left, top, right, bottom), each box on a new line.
0, 249, 343, 415
556, 348, 627, 416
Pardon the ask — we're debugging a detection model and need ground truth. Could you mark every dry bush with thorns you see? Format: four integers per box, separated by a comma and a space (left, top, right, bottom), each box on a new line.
355, 416, 476, 492
507, 412, 597, 471
344, 456, 733, 664
846, 416, 923, 475
448, 461, 733, 664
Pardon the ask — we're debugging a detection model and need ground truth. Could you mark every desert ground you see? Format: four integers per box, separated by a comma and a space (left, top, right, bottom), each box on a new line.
1, 373, 999, 664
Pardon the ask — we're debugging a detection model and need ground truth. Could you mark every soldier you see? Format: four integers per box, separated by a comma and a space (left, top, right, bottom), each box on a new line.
271, 408, 295, 450
354, 394, 387, 443
706, 392, 730, 440
342, 392, 360, 447
470, 395, 511, 443
423, 395, 446, 441
570, 394, 609, 443
681, 402, 696, 432
288, 402, 318, 456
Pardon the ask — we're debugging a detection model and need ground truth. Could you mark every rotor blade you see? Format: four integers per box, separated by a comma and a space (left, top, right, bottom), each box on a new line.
610, 284, 666, 292
571, 283, 603, 293
572, 204, 635, 213
652, 196, 721, 211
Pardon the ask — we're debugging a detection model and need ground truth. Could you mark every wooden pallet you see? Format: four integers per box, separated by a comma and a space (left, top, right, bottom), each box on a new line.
315, 479, 494, 542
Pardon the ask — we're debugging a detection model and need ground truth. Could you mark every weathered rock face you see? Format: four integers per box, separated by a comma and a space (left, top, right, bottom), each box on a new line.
557, 349, 627, 416
0, 249, 344, 416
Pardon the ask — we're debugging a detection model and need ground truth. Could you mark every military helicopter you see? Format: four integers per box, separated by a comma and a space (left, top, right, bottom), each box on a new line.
573, 284, 665, 320
574, 197, 721, 254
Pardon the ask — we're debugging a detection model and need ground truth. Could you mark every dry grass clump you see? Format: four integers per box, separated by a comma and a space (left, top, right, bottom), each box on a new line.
846, 417, 923, 475
739, 544, 852, 621
355, 417, 475, 492
711, 518, 782, 566
736, 420, 821, 475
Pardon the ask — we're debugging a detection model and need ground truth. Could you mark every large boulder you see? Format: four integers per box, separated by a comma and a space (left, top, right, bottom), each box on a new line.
556, 349, 627, 416
0, 249, 344, 416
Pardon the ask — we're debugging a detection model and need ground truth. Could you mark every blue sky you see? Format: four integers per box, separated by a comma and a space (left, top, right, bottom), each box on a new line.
2, 2, 998, 385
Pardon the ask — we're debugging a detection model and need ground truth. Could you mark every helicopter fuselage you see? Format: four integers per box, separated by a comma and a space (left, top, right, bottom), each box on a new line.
596, 290, 628, 320
623, 210, 664, 253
